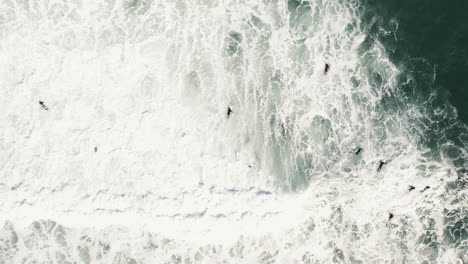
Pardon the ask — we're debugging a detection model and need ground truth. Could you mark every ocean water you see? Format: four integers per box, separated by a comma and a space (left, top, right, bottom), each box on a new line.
0, 0, 466, 263
362, 0, 468, 124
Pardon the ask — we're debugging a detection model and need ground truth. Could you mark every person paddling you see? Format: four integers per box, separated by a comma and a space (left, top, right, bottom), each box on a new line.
324, 63, 331, 75
227, 106, 233, 118
355, 147, 363, 155
377, 160, 386, 172
39, 101, 49, 111
420, 186, 430, 193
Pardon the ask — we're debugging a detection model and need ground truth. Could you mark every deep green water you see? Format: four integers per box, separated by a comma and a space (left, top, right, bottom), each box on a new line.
359, 0, 468, 175
359, 1, 467, 254
361, 0, 468, 123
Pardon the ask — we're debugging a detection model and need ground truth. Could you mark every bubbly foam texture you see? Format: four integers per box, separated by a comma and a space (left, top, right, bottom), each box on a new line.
0, 0, 466, 263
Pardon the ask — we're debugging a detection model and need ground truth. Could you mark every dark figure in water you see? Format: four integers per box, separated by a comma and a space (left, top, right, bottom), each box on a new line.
324, 63, 331, 75
227, 106, 233, 118
355, 147, 363, 155
420, 186, 430, 193
377, 160, 386, 172
388, 213, 394, 220
408, 185, 416, 191
39, 101, 49, 111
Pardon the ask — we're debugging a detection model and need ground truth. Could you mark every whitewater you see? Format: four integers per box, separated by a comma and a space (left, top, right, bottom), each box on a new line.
0, 0, 466, 263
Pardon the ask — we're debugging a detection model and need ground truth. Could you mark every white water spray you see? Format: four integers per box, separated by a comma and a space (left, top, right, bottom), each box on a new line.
0, 0, 466, 263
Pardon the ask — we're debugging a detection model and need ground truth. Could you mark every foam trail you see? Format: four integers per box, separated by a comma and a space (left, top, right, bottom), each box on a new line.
0, 0, 466, 263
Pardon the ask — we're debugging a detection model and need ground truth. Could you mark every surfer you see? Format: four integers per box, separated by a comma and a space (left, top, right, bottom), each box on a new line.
377, 160, 386, 172
39, 101, 49, 111
420, 186, 430, 193
355, 147, 363, 155
408, 185, 416, 191
324, 63, 331, 75
227, 106, 233, 118
388, 213, 394, 220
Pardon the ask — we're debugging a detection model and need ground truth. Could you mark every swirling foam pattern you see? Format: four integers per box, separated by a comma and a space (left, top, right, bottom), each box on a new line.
0, 0, 466, 263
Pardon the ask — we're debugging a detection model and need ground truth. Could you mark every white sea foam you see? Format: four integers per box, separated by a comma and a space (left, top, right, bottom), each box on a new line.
0, 0, 466, 263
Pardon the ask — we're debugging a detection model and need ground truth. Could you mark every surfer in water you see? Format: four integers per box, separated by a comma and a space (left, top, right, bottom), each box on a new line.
39, 101, 49, 111
408, 185, 416, 191
377, 160, 386, 172
420, 186, 430, 193
227, 106, 233, 118
355, 147, 363, 155
324, 63, 331, 75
